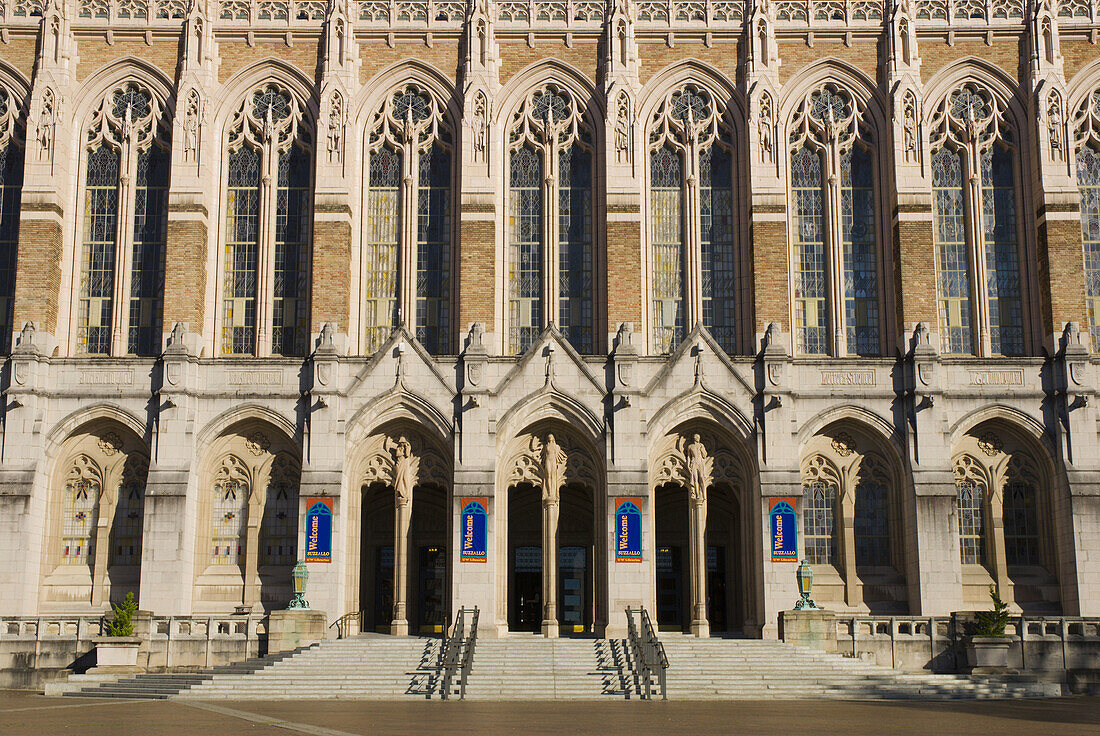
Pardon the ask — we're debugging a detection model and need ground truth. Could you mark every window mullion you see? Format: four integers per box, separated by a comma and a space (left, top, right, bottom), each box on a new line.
542, 140, 559, 330
964, 141, 992, 358
684, 140, 703, 330
823, 141, 846, 358
256, 139, 278, 357
111, 140, 139, 357
400, 140, 419, 329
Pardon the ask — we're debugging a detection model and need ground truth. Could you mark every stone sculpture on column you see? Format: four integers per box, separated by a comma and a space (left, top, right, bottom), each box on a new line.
685, 434, 713, 637
389, 436, 418, 635
540, 433, 567, 637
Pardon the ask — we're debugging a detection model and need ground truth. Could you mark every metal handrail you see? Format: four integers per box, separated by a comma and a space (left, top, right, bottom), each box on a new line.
625, 607, 668, 700
440, 606, 478, 700
328, 610, 364, 639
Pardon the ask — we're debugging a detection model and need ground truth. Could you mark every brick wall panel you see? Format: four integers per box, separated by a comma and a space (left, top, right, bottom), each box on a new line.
357, 42, 460, 86
217, 41, 321, 84
310, 216, 352, 333
895, 215, 938, 330
76, 40, 179, 81
458, 214, 495, 333
1040, 214, 1088, 333
163, 217, 208, 334
751, 213, 789, 334
12, 217, 62, 334
606, 210, 642, 331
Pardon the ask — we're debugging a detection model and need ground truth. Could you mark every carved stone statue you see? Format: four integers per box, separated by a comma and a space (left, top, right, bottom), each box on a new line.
541, 433, 567, 505
391, 436, 418, 507
685, 434, 713, 504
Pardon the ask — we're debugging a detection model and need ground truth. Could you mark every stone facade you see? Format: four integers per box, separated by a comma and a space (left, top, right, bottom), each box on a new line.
0, 0, 1098, 642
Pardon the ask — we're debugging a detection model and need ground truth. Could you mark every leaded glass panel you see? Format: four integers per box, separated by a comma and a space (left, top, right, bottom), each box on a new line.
61, 477, 99, 565
956, 480, 985, 565
0, 140, 23, 355
854, 480, 889, 566
260, 477, 297, 566
417, 143, 451, 355
273, 145, 310, 357
1078, 144, 1100, 351
129, 146, 167, 356
79, 144, 121, 355
791, 146, 827, 355
211, 479, 247, 565
700, 145, 737, 353
558, 144, 594, 354
111, 474, 144, 566
364, 146, 401, 353
650, 146, 684, 353
932, 147, 972, 354
840, 146, 880, 356
802, 480, 837, 565
223, 147, 260, 355
981, 144, 1024, 356
1004, 480, 1040, 566
508, 145, 542, 355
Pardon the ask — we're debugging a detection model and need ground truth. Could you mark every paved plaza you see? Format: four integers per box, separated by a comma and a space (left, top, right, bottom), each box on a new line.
0, 692, 1098, 736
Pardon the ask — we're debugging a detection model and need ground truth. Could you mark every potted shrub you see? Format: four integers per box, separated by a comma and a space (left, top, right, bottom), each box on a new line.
965, 585, 1013, 673
93, 592, 143, 672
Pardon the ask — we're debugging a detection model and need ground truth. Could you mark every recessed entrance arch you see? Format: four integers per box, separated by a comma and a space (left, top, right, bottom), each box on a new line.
651, 426, 754, 636
352, 425, 452, 635
498, 423, 604, 637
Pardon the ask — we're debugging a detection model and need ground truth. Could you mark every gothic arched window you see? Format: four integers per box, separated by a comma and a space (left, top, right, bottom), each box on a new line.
260, 453, 300, 566
211, 456, 249, 565
77, 82, 169, 356
110, 454, 147, 566
802, 479, 837, 565
647, 85, 737, 354
223, 84, 312, 357
61, 456, 102, 565
0, 87, 23, 355
788, 84, 880, 356
507, 85, 595, 355
930, 82, 1025, 357
363, 85, 453, 354
854, 469, 890, 566
1072, 89, 1100, 349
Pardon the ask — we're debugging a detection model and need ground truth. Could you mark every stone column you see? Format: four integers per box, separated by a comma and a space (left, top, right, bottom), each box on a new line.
540, 433, 566, 638
686, 434, 712, 637
390, 436, 417, 636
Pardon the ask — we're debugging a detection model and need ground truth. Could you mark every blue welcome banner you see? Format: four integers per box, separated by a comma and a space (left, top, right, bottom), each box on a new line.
769, 498, 798, 562
460, 498, 487, 562
305, 498, 333, 562
615, 499, 642, 562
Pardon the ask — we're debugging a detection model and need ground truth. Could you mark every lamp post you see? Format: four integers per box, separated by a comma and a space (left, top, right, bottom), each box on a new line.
288, 560, 310, 610
794, 559, 819, 611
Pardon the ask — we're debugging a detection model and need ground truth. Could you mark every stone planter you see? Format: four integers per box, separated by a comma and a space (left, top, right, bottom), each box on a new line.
965, 636, 1012, 674
91, 636, 143, 674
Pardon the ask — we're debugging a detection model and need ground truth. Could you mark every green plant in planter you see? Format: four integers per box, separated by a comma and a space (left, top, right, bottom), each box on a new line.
974, 585, 1010, 637
104, 592, 138, 637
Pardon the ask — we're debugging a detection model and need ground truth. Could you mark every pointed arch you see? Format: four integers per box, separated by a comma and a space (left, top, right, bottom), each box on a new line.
495, 58, 604, 128
648, 390, 754, 451
195, 404, 298, 449
69, 57, 176, 124
636, 58, 744, 129
345, 389, 454, 451
1066, 58, 1100, 112
921, 56, 1026, 129
353, 58, 461, 131
778, 57, 887, 138
797, 404, 902, 456
948, 404, 1051, 457
494, 388, 604, 450
211, 58, 318, 130
0, 59, 32, 101
45, 404, 148, 461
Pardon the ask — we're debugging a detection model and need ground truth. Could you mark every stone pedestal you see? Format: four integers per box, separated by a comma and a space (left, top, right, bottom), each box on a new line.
779, 610, 837, 652
268, 610, 328, 654
89, 637, 143, 674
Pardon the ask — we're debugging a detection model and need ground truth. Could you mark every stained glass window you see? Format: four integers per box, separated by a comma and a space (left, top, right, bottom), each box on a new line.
129, 146, 168, 356
364, 146, 401, 353
854, 480, 889, 566
111, 473, 144, 566
700, 145, 737, 353
841, 146, 880, 355
508, 145, 542, 355
273, 145, 310, 357
223, 147, 260, 355
78, 144, 121, 355
558, 144, 594, 354
802, 480, 837, 565
1077, 144, 1100, 351
957, 480, 985, 565
1003, 480, 1040, 566
932, 147, 972, 354
417, 143, 452, 355
982, 144, 1023, 356
0, 138, 23, 355
791, 146, 827, 355
650, 145, 684, 353
260, 475, 297, 566
212, 478, 247, 565
62, 477, 99, 565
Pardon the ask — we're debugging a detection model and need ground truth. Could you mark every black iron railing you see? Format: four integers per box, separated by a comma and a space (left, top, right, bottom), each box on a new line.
626, 606, 668, 700
440, 606, 478, 700
329, 610, 365, 639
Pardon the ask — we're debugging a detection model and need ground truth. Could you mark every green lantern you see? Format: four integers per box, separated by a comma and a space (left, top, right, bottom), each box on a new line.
794, 559, 818, 611
288, 560, 310, 609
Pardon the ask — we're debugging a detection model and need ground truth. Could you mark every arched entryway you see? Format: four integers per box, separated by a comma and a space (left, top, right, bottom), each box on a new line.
499, 423, 604, 637
651, 425, 754, 636
354, 425, 452, 634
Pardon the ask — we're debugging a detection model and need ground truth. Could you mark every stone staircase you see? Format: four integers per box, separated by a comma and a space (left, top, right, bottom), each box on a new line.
53, 633, 1061, 701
